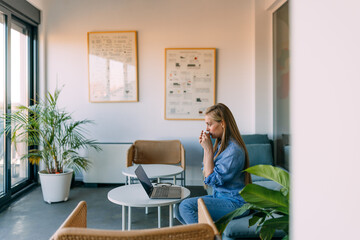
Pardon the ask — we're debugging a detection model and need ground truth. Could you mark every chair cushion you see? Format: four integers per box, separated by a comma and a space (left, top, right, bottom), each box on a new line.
246, 143, 273, 182
247, 143, 273, 167
133, 140, 181, 165
242, 134, 270, 144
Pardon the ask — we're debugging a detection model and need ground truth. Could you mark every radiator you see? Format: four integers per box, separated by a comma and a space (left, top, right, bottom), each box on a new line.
83, 143, 132, 184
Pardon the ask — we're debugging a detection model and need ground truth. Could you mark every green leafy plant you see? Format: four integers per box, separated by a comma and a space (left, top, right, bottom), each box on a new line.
1, 88, 101, 174
215, 165, 289, 240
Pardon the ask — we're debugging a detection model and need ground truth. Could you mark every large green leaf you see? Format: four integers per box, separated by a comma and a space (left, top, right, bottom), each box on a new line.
240, 184, 289, 214
260, 216, 289, 239
262, 216, 289, 231
259, 225, 275, 240
249, 212, 266, 227
281, 235, 289, 240
245, 165, 290, 190
215, 203, 252, 234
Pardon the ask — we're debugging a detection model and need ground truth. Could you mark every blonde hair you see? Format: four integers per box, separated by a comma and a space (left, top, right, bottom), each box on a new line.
205, 103, 252, 185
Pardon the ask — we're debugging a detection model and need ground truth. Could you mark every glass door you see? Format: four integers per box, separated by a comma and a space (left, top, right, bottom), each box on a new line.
0, 12, 5, 195
10, 20, 29, 187
0, 8, 37, 207
273, 2, 290, 170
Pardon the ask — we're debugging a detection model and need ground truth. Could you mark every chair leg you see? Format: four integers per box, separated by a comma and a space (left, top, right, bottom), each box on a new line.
173, 204, 176, 218
169, 204, 173, 227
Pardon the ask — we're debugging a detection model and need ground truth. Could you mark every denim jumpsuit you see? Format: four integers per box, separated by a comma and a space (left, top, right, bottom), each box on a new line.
176, 139, 247, 224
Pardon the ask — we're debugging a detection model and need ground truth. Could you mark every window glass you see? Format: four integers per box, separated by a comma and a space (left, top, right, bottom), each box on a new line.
10, 21, 29, 187
0, 13, 5, 194
273, 2, 290, 170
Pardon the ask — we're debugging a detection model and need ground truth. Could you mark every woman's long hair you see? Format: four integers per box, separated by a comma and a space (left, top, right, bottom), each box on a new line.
205, 103, 252, 185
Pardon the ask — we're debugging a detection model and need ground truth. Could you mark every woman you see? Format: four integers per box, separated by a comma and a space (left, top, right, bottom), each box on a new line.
176, 103, 251, 224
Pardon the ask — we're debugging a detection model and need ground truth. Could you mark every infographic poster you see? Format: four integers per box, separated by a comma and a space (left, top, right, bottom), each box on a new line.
88, 31, 138, 102
165, 48, 216, 120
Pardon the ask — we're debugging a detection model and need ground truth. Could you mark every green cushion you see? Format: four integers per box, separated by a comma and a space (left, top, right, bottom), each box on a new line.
242, 134, 270, 144
246, 143, 273, 182
247, 143, 273, 166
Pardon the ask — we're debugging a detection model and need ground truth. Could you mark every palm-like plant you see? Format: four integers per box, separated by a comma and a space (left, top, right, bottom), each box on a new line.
1, 89, 101, 174
215, 165, 289, 240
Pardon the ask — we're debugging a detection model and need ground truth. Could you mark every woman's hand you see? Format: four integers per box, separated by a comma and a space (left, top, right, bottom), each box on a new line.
199, 130, 212, 152
199, 130, 214, 177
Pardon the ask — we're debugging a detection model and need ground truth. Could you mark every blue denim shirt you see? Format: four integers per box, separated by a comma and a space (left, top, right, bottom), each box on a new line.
203, 139, 246, 204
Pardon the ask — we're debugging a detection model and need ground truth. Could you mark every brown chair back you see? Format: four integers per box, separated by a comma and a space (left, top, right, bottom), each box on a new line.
127, 140, 185, 169
51, 200, 217, 240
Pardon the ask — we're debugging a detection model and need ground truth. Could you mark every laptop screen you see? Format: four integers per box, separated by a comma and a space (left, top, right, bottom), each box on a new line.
134, 165, 153, 196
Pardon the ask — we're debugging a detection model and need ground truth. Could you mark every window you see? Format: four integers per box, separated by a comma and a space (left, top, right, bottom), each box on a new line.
0, 12, 5, 195
273, 2, 290, 170
10, 20, 30, 187
0, 1, 39, 207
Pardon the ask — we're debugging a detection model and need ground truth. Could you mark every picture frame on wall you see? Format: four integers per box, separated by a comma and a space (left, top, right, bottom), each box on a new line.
165, 48, 216, 120
88, 31, 138, 102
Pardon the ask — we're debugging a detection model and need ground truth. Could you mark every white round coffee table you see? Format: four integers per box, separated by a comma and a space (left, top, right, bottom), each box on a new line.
122, 164, 185, 220
108, 184, 190, 230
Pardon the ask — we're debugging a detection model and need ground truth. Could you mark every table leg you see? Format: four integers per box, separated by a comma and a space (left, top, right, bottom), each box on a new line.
181, 173, 183, 186
145, 207, 148, 214
169, 204, 173, 227
158, 206, 161, 228
173, 176, 176, 185
122, 205, 126, 231
173, 204, 175, 218
157, 177, 161, 227
128, 206, 131, 230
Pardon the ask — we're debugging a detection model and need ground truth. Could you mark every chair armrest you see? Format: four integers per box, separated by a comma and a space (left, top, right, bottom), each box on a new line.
50, 201, 87, 240
198, 198, 220, 237
61, 201, 87, 228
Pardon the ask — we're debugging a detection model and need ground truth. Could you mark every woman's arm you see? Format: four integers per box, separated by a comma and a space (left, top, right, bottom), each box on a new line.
203, 142, 245, 187
199, 131, 214, 177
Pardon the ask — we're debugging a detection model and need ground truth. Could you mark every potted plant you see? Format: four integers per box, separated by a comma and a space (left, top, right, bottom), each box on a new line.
1, 88, 101, 203
215, 165, 289, 240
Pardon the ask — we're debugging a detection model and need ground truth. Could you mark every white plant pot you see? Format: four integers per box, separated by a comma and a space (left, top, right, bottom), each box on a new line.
38, 169, 73, 204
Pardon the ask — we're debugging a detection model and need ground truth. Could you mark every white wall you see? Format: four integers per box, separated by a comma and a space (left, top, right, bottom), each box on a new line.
39, 0, 272, 185
255, 1, 272, 134
291, 0, 360, 239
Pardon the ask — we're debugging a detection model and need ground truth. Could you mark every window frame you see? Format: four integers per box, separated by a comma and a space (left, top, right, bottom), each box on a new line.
0, 2, 39, 210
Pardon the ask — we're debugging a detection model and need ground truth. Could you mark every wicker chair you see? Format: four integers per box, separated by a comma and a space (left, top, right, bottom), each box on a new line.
50, 199, 220, 240
127, 140, 186, 185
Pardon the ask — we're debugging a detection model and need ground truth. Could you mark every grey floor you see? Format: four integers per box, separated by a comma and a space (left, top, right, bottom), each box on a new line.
0, 184, 207, 240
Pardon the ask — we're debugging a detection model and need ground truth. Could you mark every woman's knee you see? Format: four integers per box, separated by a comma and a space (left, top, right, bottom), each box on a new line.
178, 197, 199, 224
179, 197, 198, 212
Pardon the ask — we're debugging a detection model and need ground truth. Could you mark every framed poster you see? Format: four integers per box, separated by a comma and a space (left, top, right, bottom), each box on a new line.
165, 48, 216, 120
88, 31, 138, 102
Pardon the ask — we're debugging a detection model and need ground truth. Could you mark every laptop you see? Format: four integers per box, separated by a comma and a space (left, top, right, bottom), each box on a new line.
134, 165, 182, 199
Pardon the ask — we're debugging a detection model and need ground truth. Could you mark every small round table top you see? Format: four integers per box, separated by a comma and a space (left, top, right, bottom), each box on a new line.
122, 164, 184, 178
107, 184, 191, 207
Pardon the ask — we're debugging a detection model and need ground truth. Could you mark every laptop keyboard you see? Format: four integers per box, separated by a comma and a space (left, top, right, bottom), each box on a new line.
153, 187, 169, 198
